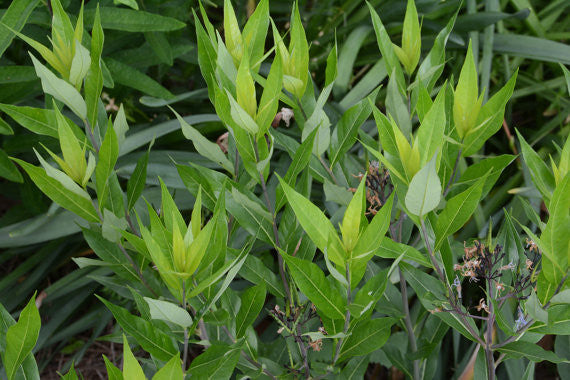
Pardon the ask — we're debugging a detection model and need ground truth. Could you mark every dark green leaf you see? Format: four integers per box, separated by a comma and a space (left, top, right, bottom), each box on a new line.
337, 318, 395, 363
13, 159, 99, 222
235, 283, 266, 338
97, 296, 178, 361
84, 7, 185, 32
282, 253, 346, 320
497, 341, 568, 363
3, 294, 40, 380
0, 0, 40, 58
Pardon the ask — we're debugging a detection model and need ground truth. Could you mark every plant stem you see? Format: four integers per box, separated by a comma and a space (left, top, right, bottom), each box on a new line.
318, 155, 339, 185
399, 267, 420, 380
443, 146, 463, 197
419, 218, 485, 346
493, 270, 569, 350
333, 264, 351, 366
222, 326, 277, 380
485, 277, 495, 380
253, 141, 292, 311
389, 213, 420, 380
83, 119, 99, 153
182, 280, 189, 371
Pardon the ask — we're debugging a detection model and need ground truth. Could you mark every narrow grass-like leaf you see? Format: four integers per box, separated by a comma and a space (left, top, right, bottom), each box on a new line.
105, 58, 174, 100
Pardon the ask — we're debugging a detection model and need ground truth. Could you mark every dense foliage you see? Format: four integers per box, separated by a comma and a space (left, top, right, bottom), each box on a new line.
0, 0, 569, 379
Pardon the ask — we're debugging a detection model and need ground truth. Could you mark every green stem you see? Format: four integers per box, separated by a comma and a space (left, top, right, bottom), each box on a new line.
253, 140, 292, 311
419, 218, 485, 346
332, 263, 351, 366
182, 280, 189, 371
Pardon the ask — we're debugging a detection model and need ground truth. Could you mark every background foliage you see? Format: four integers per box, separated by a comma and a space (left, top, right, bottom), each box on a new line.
0, 0, 569, 378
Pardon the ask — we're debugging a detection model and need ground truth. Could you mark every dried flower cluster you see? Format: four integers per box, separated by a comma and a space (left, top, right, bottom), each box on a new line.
352, 161, 393, 214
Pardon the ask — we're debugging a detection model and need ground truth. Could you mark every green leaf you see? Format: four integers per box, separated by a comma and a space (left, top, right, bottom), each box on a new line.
398, 0, 421, 75
242, 0, 269, 70
492, 34, 570, 65
256, 55, 283, 136
194, 10, 217, 103
386, 71, 411, 138
416, 10, 456, 93
352, 192, 394, 263
126, 150, 148, 210
97, 296, 178, 361
0, 117, 13, 135
114, 0, 139, 10
83, 228, 139, 281
376, 238, 432, 267
103, 355, 122, 380
337, 318, 395, 363
0, 66, 35, 85
144, 298, 193, 328
84, 7, 185, 32
462, 71, 518, 156
416, 86, 447, 166
0, 0, 40, 59
0, 149, 23, 182
453, 40, 481, 139
30, 54, 87, 119
405, 154, 442, 217
516, 130, 556, 201
341, 175, 367, 253
13, 159, 99, 222
105, 58, 174, 100
145, 32, 173, 66
350, 268, 391, 317
122, 334, 146, 379
434, 176, 485, 251
275, 128, 318, 212
368, 2, 405, 93
0, 104, 74, 138
3, 294, 40, 380
497, 341, 569, 363
69, 40, 90, 89
171, 107, 233, 173
455, 154, 516, 197
281, 253, 346, 320
235, 283, 266, 338
96, 123, 119, 210
287, 1, 309, 98
278, 176, 343, 264
561, 63, 570, 96
330, 90, 376, 167
188, 344, 241, 380
541, 173, 570, 281
226, 89, 259, 135
59, 364, 78, 380
152, 355, 183, 380
334, 26, 371, 96
85, 5, 103, 130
